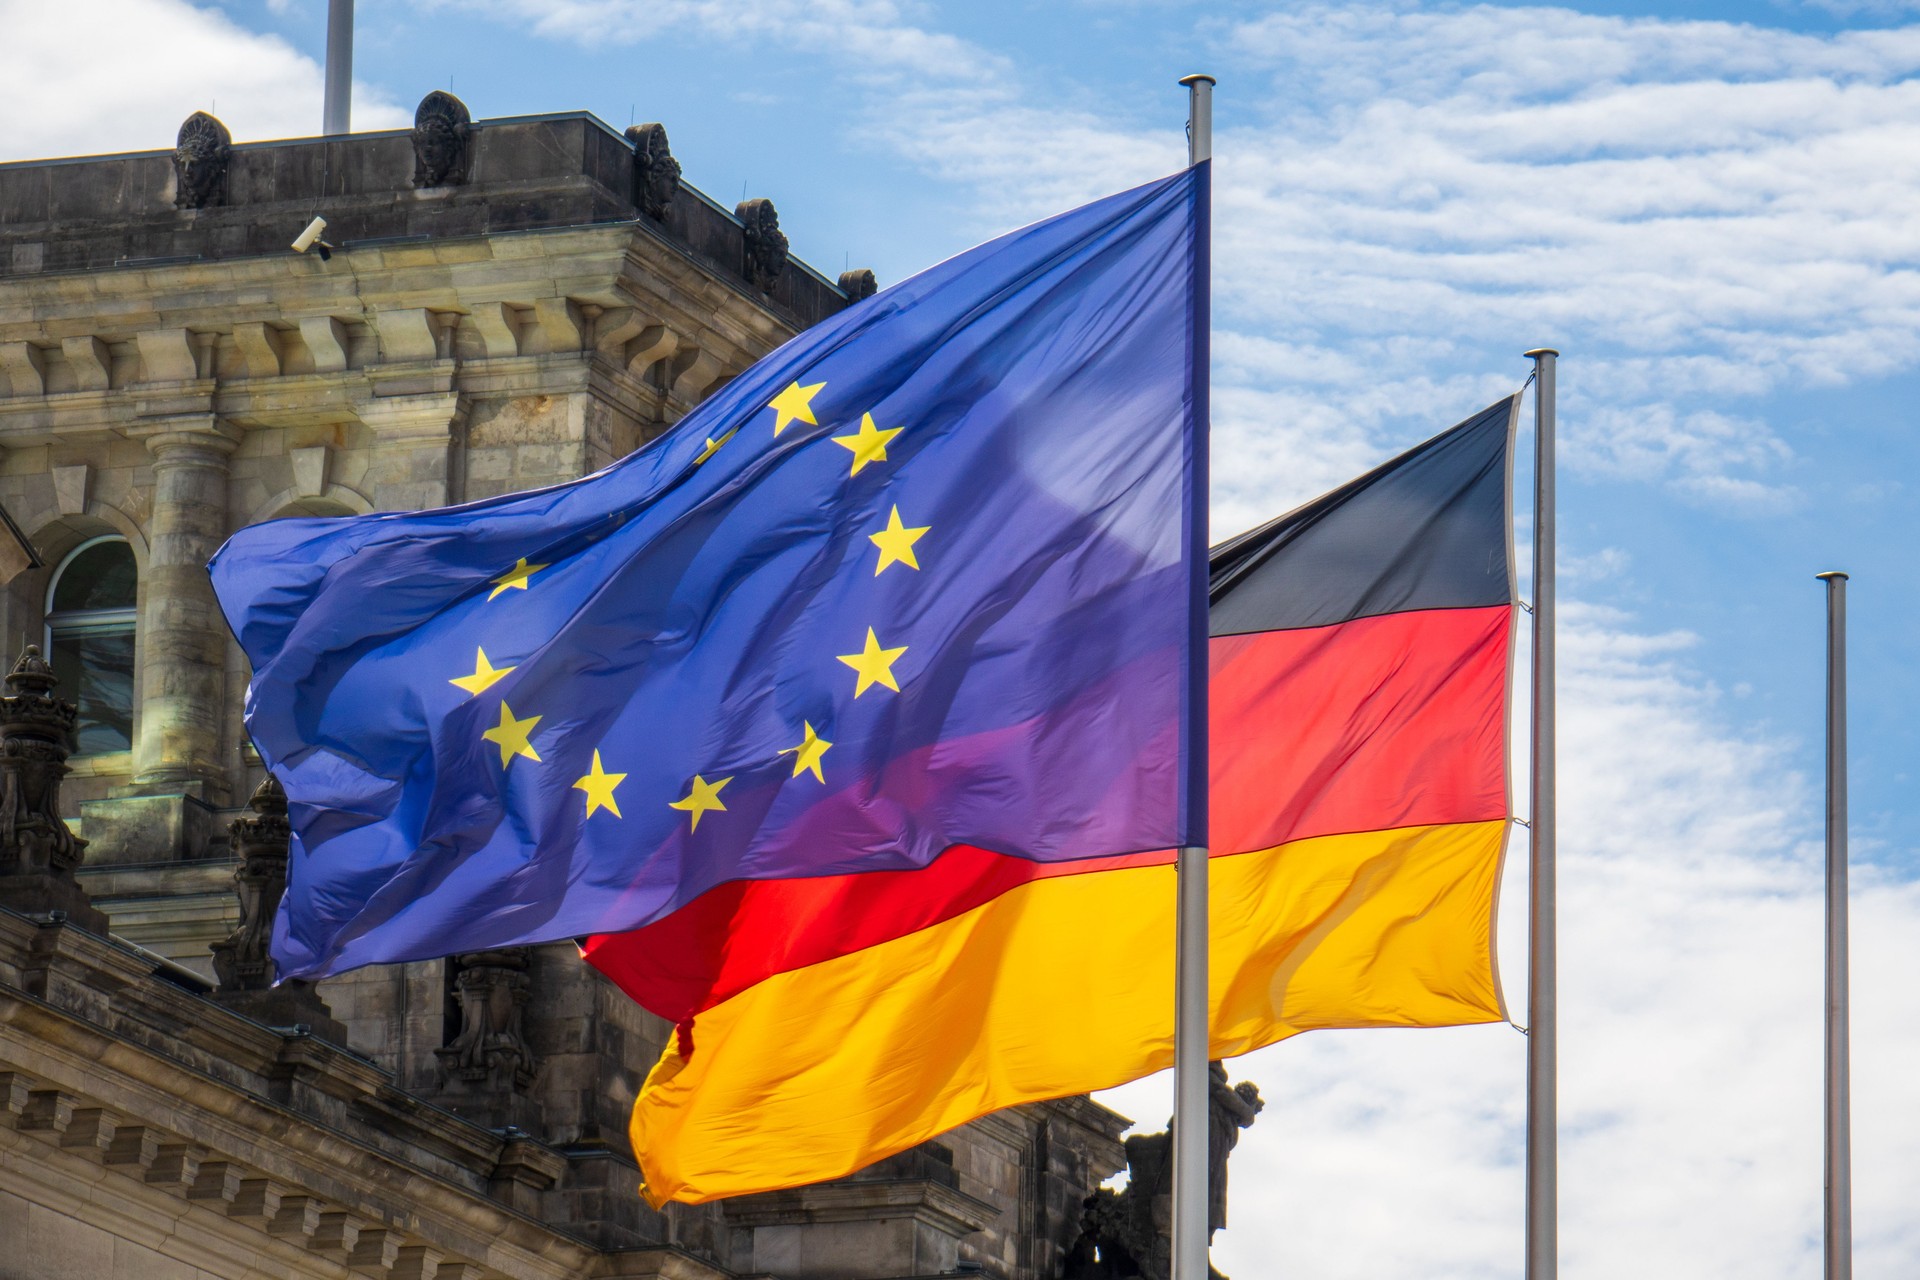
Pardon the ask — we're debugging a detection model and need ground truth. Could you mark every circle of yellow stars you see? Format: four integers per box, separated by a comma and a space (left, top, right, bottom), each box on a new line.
445, 375, 928, 834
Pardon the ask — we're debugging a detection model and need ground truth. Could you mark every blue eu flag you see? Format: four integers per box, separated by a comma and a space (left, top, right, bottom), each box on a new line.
212, 168, 1207, 980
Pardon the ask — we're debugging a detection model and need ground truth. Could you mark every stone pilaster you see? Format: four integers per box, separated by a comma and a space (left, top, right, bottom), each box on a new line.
358, 392, 466, 511
0, 646, 108, 933
209, 774, 345, 1041
129, 415, 241, 801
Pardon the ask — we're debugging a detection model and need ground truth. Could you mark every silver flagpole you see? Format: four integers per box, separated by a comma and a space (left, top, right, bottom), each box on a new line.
1524, 348, 1559, 1280
1171, 71, 1214, 1280
323, 0, 355, 136
1816, 569, 1851, 1280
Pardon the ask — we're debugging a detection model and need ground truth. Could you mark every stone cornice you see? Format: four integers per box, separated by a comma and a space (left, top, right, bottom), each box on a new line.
721, 1178, 1002, 1238
0, 909, 619, 1279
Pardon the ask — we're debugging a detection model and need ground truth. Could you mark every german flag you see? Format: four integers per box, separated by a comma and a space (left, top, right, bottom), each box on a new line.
1205, 394, 1517, 1055
585, 395, 1518, 1205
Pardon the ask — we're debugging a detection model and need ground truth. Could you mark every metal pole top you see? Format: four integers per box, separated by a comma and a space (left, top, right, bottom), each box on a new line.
1179, 73, 1218, 87
1817, 571, 1851, 582
1525, 348, 1561, 360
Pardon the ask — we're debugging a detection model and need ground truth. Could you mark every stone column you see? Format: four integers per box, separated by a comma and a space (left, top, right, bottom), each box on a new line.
0, 646, 108, 933
131, 416, 241, 800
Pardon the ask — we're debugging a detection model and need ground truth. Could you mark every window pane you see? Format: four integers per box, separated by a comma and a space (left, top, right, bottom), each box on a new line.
48, 628, 134, 755
51, 540, 137, 613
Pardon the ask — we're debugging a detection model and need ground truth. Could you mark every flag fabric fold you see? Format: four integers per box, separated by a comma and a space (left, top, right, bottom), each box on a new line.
590, 394, 1519, 1205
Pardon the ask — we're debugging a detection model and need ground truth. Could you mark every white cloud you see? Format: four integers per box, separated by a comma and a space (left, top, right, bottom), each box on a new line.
1102, 601, 1920, 1277
0, 0, 407, 161
438, 0, 1007, 82
799, 3, 1920, 515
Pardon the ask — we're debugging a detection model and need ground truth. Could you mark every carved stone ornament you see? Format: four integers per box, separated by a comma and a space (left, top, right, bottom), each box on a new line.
210, 774, 291, 992
0, 646, 106, 933
626, 122, 681, 220
0, 646, 85, 878
838, 267, 878, 302
1061, 1061, 1262, 1280
735, 197, 789, 291
172, 111, 231, 210
412, 90, 473, 188
437, 948, 539, 1090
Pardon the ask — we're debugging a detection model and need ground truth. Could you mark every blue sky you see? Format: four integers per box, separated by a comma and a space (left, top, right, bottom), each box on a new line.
2, 1, 1916, 1275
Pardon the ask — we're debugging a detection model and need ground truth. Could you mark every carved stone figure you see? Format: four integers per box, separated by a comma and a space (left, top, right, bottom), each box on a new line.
172, 111, 231, 210
412, 90, 473, 188
626, 122, 681, 219
207, 770, 346, 1036
838, 267, 878, 301
0, 646, 106, 932
0, 646, 84, 877
209, 775, 291, 992
1207, 1059, 1264, 1236
437, 948, 539, 1089
1062, 1061, 1262, 1280
736, 197, 789, 291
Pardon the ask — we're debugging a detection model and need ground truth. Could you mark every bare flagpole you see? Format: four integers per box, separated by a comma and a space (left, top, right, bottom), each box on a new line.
1816, 570, 1851, 1280
1171, 71, 1214, 1280
323, 0, 355, 136
1524, 348, 1559, 1280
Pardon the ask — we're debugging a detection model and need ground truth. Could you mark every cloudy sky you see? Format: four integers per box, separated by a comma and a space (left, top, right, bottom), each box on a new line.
3, 0, 1915, 1275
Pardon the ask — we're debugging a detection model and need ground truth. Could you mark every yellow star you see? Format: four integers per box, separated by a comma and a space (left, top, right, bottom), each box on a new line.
572, 749, 627, 819
481, 702, 542, 768
776, 721, 833, 783
868, 505, 930, 575
669, 774, 732, 831
694, 427, 739, 465
830, 412, 903, 476
837, 627, 908, 697
768, 380, 826, 436
488, 557, 548, 601
449, 647, 515, 697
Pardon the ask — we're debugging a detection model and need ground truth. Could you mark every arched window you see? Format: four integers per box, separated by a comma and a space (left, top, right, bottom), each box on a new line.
44, 536, 137, 755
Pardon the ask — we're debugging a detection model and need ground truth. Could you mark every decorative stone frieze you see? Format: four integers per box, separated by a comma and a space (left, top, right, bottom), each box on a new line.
626, 123, 681, 220
0, 646, 106, 933
412, 90, 473, 188
172, 111, 231, 210
736, 197, 789, 290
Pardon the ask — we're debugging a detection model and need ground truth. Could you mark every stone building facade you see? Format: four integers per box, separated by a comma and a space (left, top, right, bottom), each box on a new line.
0, 100, 1132, 1280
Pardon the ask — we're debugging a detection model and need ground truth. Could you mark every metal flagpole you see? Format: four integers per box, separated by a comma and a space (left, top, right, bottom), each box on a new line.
1524, 348, 1559, 1280
1171, 71, 1214, 1280
323, 0, 355, 136
1816, 569, 1851, 1280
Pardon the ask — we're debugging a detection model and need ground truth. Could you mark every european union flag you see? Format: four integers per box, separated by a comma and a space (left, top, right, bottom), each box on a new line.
212, 169, 1207, 980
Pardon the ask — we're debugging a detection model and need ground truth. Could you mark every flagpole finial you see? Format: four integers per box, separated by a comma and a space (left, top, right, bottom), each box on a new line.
1178, 73, 1217, 87
1524, 348, 1560, 359
1816, 570, 1850, 582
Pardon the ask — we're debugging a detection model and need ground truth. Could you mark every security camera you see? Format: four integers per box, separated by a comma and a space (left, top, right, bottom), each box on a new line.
291, 216, 333, 261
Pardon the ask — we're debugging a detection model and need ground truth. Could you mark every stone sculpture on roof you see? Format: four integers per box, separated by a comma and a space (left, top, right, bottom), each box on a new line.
627, 121, 681, 220
412, 89, 473, 187
172, 110, 231, 209
737, 196, 789, 290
